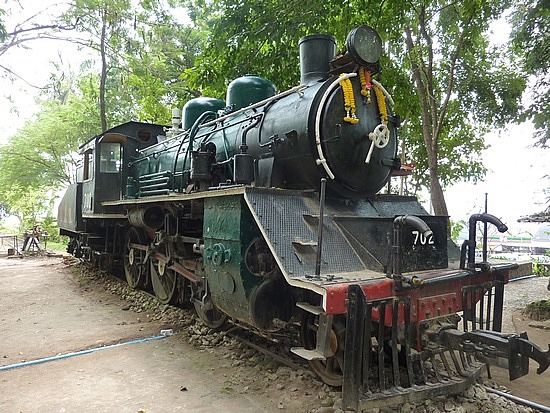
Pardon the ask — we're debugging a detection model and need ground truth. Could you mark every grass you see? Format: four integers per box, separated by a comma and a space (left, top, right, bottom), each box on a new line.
44, 241, 68, 253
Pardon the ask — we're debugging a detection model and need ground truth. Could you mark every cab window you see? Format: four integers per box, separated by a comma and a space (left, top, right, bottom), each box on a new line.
83, 149, 94, 180
99, 143, 122, 173
76, 164, 84, 183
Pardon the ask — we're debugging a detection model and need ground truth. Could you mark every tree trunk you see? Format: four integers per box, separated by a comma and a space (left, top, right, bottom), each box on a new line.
429, 165, 449, 217
99, 10, 108, 132
405, 25, 450, 218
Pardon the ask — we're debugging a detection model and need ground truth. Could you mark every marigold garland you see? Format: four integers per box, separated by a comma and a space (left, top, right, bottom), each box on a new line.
373, 84, 388, 125
339, 74, 359, 124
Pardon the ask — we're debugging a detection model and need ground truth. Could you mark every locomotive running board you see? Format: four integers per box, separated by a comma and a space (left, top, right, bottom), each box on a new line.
342, 285, 486, 411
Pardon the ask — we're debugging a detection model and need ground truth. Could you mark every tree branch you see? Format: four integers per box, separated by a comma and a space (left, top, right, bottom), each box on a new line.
418, 4, 437, 149
405, 26, 433, 151
434, 16, 473, 141
0, 64, 45, 89
6, 22, 77, 38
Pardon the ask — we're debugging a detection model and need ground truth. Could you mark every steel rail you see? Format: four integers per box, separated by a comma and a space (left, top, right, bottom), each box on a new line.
484, 386, 550, 413
226, 330, 309, 374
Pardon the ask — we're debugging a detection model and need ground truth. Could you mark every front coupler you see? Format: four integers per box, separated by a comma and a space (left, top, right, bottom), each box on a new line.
439, 328, 550, 380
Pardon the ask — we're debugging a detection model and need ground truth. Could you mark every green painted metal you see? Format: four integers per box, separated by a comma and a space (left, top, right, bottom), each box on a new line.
182, 97, 226, 131
226, 75, 277, 111
203, 194, 264, 324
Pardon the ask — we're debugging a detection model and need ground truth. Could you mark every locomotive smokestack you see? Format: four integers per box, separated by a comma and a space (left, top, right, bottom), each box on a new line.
299, 34, 336, 85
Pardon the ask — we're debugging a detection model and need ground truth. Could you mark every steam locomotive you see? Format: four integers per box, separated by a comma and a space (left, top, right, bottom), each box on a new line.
58, 25, 549, 410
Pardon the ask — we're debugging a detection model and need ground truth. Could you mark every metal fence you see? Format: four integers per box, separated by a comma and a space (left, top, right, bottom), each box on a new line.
0, 234, 22, 255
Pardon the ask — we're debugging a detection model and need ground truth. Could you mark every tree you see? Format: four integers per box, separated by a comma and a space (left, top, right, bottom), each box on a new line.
62, 0, 133, 131
0, 0, 203, 226
122, 2, 206, 121
62, 0, 203, 129
508, 0, 549, 218
183, 0, 526, 216
509, 0, 549, 147
0, 66, 102, 226
0, 185, 55, 231
0, 8, 6, 41
401, 1, 525, 215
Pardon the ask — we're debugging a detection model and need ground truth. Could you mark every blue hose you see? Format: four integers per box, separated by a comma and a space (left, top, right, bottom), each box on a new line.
0, 334, 167, 372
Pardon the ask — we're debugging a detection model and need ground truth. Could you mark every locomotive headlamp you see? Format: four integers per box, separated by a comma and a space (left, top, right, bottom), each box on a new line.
346, 25, 382, 65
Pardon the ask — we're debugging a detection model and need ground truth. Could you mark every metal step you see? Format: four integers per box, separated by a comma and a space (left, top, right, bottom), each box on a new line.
290, 347, 326, 361
296, 302, 324, 315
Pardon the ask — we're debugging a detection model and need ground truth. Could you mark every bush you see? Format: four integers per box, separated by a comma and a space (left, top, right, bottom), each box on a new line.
39, 216, 62, 243
533, 261, 550, 277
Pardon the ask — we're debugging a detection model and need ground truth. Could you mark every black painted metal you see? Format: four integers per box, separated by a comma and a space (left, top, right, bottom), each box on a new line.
391, 215, 433, 283
442, 327, 550, 381
467, 213, 508, 269
455, 279, 550, 380
390, 299, 400, 387
343, 285, 364, 409
377, 303, 386, 392
233, 153, 255, 184
245, 188, 448, 279
138, 171, 173, 197
315, 178, 327, 277
493, 281, 505, 332
362, 300, 373, 393
298, 34, 336, 84
462, 281, 505, 333
58, 183, 84, 233
404, 298, 415, 387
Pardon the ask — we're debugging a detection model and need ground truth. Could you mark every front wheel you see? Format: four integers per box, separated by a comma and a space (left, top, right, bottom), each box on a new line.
193, 294, 227, 329
300, 312, 346, 387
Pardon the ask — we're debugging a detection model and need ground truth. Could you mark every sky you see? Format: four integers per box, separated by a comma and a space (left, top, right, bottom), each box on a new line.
0, 0, 87, 140
443, 125, 548, 229
1, 1, 548, 232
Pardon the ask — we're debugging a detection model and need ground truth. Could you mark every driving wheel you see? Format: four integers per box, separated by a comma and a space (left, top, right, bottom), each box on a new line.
123, 227, 148, 289
150, 243, 179, 305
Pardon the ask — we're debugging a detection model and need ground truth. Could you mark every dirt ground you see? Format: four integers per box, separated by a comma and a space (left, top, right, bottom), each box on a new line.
0, 255, 549, 412
0, 256, 327, 413
489, 275, 550, 407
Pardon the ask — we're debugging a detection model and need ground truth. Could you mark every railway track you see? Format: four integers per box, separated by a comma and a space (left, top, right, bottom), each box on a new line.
76, 260, 312, 369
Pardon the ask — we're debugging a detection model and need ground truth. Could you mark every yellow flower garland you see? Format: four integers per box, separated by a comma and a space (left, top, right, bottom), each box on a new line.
373, 84, 388, 125
339, 74, 359, 124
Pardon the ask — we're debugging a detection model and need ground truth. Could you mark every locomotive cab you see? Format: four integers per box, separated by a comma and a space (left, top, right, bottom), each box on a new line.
79, 122, 166, 215
58, 122, 166, 234
80, 134, 125, 215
